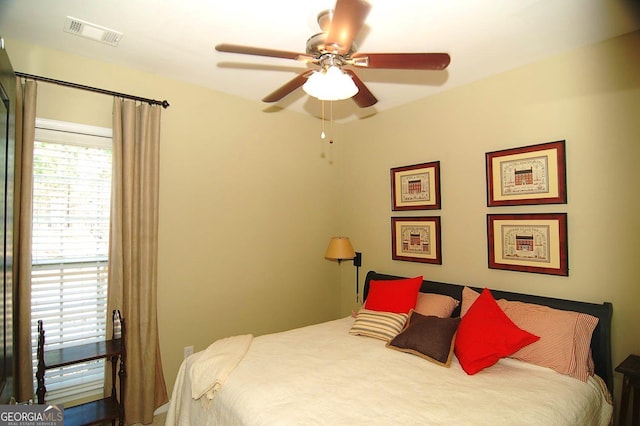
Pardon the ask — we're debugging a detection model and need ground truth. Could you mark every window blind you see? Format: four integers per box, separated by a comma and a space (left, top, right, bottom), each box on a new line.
31, 119, 112, 404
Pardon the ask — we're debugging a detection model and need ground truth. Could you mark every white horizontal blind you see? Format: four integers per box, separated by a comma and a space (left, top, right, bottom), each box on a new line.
31, 119, 112, 404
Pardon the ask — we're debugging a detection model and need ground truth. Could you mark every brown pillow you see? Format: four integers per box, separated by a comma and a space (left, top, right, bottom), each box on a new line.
414, 292, 459, 318
386, 310, 461, 367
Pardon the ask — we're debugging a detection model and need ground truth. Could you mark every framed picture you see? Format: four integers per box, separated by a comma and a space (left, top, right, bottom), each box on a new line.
391, 161, 441, 210
486, 140, 567, 206
391, 216, 442, 264
487, 213, 568, 276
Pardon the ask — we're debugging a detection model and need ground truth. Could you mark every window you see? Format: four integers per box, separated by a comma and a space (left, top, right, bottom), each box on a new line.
31, 118, 112, 404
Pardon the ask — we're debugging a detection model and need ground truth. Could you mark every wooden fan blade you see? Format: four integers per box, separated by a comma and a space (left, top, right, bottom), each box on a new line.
344, 69, 377, 108
352, 53, 451, 70
216, 43, 313, 62
262, 70, 314, 103
325, 0, 371, 55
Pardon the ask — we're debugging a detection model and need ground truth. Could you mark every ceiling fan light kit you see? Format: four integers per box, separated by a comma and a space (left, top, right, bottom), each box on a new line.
215, 0, 450, 108
303, 65, 359, 101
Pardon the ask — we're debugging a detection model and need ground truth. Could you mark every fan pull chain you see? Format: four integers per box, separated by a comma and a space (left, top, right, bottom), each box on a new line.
319, 101, 334, 145
329, 101, 333, 144
320, 100, 326, 139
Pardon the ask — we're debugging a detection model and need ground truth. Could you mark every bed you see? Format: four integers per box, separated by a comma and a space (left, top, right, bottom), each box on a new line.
166, 270, 614, 425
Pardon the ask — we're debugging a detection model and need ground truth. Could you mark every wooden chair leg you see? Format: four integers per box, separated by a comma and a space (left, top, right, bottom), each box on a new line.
632, 384, 639, 426
620, 376, 630, 425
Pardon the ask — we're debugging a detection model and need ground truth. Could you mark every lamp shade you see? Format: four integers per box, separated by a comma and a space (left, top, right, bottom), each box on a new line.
303, 66, 359, 101
325, 237, 356, 261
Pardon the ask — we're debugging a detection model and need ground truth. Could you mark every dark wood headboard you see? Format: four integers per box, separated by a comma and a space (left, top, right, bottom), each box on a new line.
363, 270, 614, 393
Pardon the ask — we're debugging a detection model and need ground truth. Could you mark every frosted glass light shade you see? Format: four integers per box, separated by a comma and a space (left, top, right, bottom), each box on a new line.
325, 237, 356, 261
303, 66, 359, 101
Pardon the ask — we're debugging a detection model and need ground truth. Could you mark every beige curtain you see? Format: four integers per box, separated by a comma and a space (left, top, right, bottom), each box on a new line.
13, 79, 37, 402
108, 98, 168, 424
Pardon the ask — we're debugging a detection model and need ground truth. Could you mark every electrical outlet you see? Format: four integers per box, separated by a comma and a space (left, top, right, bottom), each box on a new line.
183, 345, 194, 359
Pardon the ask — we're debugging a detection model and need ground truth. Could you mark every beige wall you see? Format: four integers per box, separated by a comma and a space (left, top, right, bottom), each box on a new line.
340, 31, 640, 397
5, 30, 640, 405
6, 39, 347, 394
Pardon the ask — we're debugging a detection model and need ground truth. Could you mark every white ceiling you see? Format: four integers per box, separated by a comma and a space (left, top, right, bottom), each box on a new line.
1, 0, 638, 122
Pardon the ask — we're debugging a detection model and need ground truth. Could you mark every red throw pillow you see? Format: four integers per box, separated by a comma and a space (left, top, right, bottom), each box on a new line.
364, 276, 422, 314
454, 288, 539, 375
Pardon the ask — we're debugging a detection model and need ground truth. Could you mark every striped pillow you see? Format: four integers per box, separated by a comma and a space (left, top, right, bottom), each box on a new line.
349, 309, 408, 342
498, 300, 598, 382
461, 287, 599, 382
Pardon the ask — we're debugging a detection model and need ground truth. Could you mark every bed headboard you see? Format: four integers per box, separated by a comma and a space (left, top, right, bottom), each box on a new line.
363, 270, 614, 392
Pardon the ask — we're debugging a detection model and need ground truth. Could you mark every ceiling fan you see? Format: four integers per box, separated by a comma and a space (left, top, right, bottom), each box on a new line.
215, 0, 450, 108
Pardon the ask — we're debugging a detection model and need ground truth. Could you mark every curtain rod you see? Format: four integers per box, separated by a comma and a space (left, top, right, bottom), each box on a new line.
15, 71, 170, 109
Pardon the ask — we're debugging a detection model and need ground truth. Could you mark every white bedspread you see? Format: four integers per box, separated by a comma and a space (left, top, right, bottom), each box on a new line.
166, 317, 612, 426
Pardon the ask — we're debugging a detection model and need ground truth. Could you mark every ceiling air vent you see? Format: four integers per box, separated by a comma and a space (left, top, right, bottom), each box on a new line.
63, 16, 123, 47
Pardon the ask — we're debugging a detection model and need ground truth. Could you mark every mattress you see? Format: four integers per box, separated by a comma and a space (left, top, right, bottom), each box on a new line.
166, 316, 612, 425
